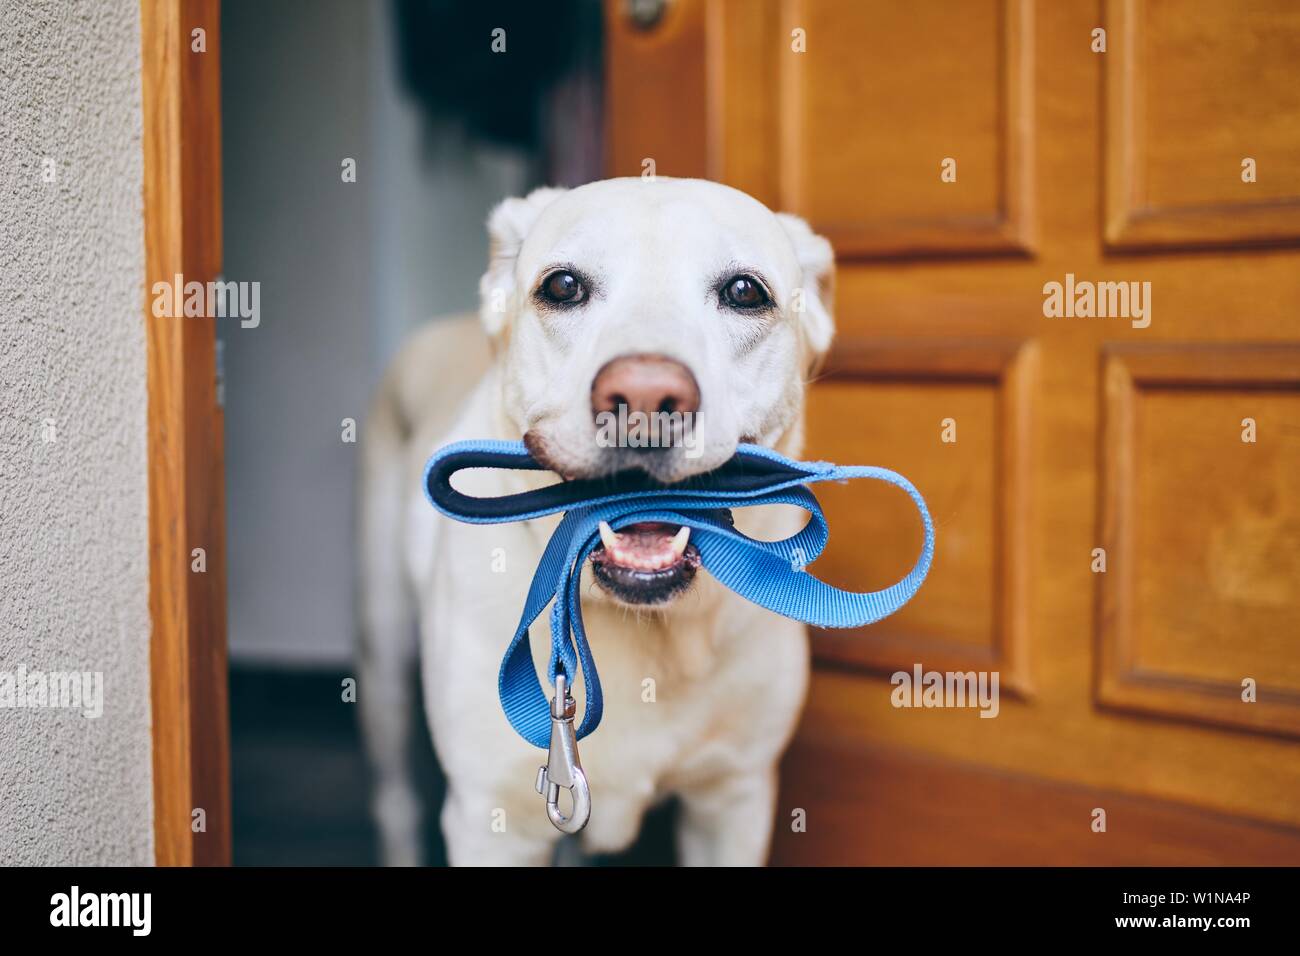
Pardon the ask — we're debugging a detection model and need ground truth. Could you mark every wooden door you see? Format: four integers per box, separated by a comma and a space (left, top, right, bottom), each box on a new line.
607, 0, 1300, 864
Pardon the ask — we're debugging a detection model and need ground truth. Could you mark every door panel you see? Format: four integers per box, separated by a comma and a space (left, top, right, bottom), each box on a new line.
805, 340, 1035, 691
780, 0, 1030, 256
606, 0, 1300, 863
1099, 345, 1300, 738
1106, 0, 1300, 247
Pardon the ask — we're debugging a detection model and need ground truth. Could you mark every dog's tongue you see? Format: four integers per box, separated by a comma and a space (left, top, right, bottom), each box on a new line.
596, 521, 690, 571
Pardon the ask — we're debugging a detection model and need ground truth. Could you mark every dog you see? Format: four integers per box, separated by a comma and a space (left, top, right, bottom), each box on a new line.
357, 177, 835, 865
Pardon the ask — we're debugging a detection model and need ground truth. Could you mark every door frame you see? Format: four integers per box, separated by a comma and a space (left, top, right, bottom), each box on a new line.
141, 0, 230, 866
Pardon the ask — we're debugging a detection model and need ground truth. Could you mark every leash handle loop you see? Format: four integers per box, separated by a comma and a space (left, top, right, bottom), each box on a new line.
424, 441, 935, 750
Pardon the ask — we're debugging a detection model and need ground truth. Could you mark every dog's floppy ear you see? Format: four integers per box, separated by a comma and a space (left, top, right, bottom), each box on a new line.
479, 186, 569, 339
776, 212, 835, 373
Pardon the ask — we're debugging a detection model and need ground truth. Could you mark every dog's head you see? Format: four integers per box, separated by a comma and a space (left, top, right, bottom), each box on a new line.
480, 177, 835, 605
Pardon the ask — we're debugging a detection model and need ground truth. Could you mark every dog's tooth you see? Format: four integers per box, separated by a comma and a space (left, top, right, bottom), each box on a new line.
598, 520, 620, 551
670, 526, 691, 556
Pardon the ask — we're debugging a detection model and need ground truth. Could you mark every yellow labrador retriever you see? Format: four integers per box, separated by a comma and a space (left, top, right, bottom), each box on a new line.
357, 177, 834, 865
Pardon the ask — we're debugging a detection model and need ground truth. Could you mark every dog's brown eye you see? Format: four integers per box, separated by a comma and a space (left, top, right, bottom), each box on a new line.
722, 275, 768, 309
540, 270, 585, 305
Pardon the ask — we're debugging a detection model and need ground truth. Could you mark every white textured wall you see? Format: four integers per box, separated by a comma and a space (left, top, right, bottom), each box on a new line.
0, 0, 153, 864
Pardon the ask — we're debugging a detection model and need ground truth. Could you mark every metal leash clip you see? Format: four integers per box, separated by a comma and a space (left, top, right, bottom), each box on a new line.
534, 672, 591, 833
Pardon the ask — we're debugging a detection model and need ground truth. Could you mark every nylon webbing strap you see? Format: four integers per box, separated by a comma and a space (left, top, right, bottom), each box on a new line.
424, 440, 935, 749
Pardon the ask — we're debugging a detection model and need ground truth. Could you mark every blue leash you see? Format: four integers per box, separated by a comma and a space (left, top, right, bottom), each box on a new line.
423, 439, 935, 831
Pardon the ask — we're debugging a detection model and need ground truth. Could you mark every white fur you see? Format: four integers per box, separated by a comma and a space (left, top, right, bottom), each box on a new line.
357, 178, 835, 866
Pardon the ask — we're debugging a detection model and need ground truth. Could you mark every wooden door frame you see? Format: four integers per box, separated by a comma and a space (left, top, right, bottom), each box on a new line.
141, 0, 230, 866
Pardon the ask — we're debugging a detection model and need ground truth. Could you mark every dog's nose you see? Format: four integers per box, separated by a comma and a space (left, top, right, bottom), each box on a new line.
591, 354, 701, 418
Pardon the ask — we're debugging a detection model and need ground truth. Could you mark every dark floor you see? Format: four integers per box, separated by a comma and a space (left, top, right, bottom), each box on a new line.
230, 666, 675, 865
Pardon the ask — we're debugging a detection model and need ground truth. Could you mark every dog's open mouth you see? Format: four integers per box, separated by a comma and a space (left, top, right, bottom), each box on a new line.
590, 521, 700, 605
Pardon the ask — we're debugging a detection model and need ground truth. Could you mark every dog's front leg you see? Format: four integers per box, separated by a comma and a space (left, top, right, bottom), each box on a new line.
440, 783, 563, 866
674, 766, 779, 867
